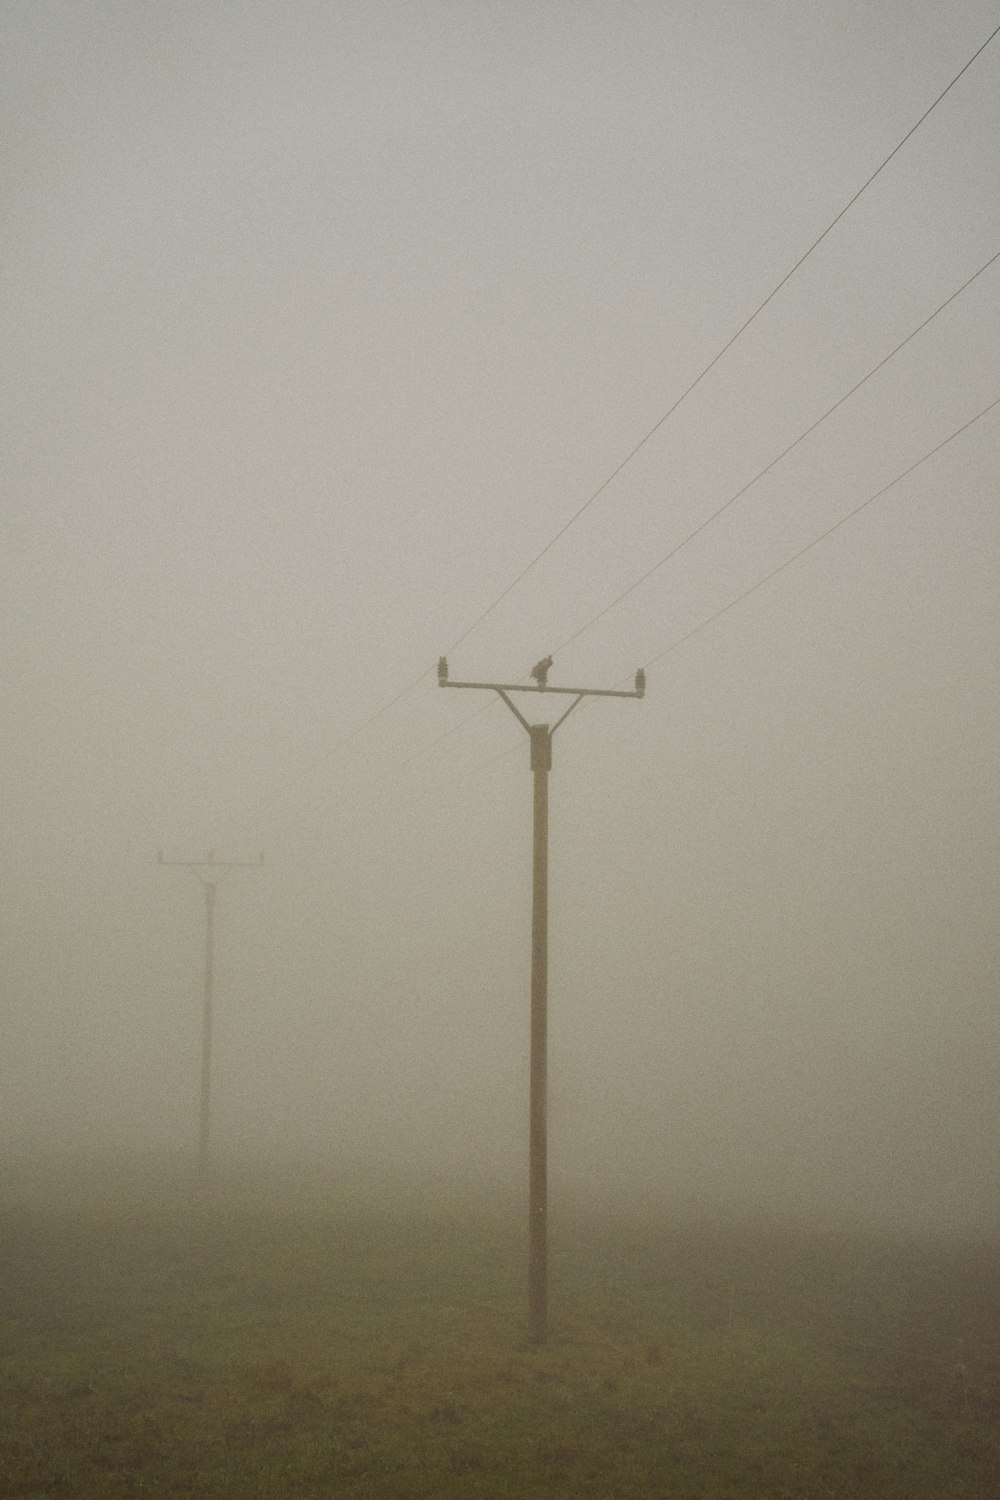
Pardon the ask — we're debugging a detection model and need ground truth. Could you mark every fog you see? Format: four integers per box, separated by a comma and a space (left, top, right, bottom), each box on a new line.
3, 2, 999, 1239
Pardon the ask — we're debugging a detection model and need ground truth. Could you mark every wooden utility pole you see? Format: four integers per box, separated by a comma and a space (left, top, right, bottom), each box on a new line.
438, 657, 644, 1343
158, 848, 264, 1177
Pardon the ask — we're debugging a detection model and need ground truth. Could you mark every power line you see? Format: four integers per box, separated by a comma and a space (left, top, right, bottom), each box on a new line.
277, 21, 1000, 764
444, 18, 1000, 654
329, 224, 996, 802
179, 19, 1000, 846
265, 391, 1000, 856
642, 391, 1000, 672
550, 247, 1000, 659
205, 234, 999, 853
406, 392, 1000, 818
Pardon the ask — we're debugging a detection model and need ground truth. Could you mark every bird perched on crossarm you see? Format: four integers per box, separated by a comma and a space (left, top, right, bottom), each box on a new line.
530, 655, 553, 686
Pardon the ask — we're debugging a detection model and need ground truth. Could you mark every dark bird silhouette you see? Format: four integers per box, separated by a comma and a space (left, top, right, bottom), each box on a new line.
530, 656, 553, 686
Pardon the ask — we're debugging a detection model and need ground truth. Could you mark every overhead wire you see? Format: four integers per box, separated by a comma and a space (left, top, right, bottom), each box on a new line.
184, 18, 1000, 845
549, 246, 1000, 660
234, 244, 1000, 848
307, 381, 1000, 858
310, 244, 1000, 809
443, 17, 1000, 653
301, 388, 1000, 854
620, 397, 999, 818
641, 391, 1000, 673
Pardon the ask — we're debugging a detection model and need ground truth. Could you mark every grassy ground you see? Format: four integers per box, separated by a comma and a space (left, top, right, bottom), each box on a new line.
2, 1162, 998, 1497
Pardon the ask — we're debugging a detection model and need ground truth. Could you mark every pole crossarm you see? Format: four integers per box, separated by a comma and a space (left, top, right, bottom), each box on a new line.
439, 662, 644, 740
442, 679, 643, 700
158, 849, 265, 886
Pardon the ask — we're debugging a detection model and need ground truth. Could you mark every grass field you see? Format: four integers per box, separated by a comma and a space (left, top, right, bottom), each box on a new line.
2, 1159, 998, 1497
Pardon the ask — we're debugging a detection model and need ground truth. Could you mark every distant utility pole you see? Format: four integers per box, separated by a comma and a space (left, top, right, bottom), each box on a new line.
158, 848, 264, 1177
438, 655, 644, 1344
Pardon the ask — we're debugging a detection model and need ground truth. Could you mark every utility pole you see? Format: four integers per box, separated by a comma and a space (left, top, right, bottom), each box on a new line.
158, 848, 264, 1177
438, 656, 644, 1343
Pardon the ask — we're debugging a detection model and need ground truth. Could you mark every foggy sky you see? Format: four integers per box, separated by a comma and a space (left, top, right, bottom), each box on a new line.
3, 1, 999, 1235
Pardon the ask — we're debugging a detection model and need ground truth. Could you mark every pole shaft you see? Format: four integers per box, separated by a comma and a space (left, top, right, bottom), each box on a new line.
437, 662, 642, 1345
199, 881, 216, 1177
529, 725, 551, 1343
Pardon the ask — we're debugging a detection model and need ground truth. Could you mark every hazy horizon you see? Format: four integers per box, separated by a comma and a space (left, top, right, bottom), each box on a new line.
3, 1, 999, 1242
